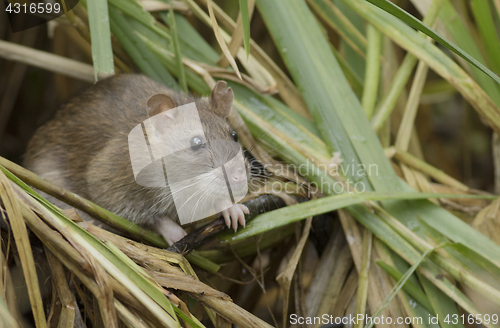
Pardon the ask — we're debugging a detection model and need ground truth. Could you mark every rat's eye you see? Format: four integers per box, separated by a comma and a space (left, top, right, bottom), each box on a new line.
190, 136, 205, 151
231, 131, 238, 142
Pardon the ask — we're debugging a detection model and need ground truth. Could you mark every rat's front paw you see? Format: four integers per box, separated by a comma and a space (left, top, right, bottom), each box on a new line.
221, 204, 249, 232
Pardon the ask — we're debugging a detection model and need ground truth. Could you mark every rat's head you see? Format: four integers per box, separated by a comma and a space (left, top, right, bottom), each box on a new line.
138, 81, 248, 221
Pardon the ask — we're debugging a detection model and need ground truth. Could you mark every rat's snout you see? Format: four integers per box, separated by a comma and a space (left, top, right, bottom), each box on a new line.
231, 167, 246, 183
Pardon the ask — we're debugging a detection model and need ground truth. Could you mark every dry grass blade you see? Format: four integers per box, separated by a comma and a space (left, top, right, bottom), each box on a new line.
151, 272, 231, 300
332, 269, 358, 319
141, 1, 189, 12
207, 0, 242, 79
194, 294, 273, 328
306, 242, 353, 328
394, 60, 430, 152
0, 171, 47, 328
79, 249, 119, 328
366, 248, 436, 328
114, 299, 150, 328
9, 182, 182, 328
21, 203, 187, 328
354, 229, 372, 328
45, 247, 83, 328
185, 56, 271, 94
472, 197, 500, 245
0, 40, 110, 83
338, 210, 398, 322
0, 254, 20, 328
495, 0, 500, 17
276, 217, 312, 328
77, 220, 272, 326
217, 0, 255, 68
386, 147, 469, 191
0, 250, 22, 328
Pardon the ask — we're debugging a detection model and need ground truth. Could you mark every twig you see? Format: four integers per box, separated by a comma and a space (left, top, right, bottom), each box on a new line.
167, 194, 286, 254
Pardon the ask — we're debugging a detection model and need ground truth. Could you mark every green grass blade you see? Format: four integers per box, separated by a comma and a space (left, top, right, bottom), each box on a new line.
257, 0, 500, 278
419, 274, 464, 328
219, 192, 495, 242
255, 0, 383, 190
470, 0, 500, 74
366, 0, 500, 84
307, 0, 367, 58
168, 5, 187, 93
238, 0, 250, 59
439, 0, 500, 107
109, 6, 178, 89
108, 0, 169, 39
417, 218, 500, 278
330, 46, 364, 98
375, 241, 439, 328
417, 0, 500, 107
335, 0, 366, 79
371, 0, 442, 132
376, 260, 434, 314
450, 243, 500, 278
228, 82, 327, 155
86, 0, 115, 80
159, 12, 218, 65
138, 34, 210, 94
361, 24, 381, 118
365, 247, 435, 328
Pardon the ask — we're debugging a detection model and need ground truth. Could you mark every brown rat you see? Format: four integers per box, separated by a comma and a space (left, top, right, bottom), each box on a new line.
23, 74, 249, 245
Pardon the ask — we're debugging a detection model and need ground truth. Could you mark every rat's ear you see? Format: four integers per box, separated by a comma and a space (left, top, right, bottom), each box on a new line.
147, 93, 177, 118
209, 81, 233, 118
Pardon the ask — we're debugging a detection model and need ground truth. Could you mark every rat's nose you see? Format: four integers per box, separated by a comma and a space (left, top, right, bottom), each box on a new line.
232, 169, 246, 182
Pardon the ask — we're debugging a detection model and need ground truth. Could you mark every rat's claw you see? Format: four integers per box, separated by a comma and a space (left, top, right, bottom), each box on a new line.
222, 204, 248, 232
221, 209, 231, 228
239, 205, 249, 227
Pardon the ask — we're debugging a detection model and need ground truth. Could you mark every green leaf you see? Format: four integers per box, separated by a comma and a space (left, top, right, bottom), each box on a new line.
365, 0, 500, 85
168, 5, 188, 93
361, 24, 381, 118
307, 0, 367, 57
376, 261, 434, 314
421, 0, 500, 107
238, 0, 251, 59
419, 274, 464, 328
86, 0, 114, 80
365, 247, 435, 328
160, 11, 219, 65
219, 192, 495, 242
256, 0, 381, 190
470, 0, 500, 75
108, 6, 178, 89
337, 0, 500, 264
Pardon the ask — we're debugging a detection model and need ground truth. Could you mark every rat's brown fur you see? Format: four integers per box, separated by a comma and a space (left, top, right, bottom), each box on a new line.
24, 74, 247, 241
